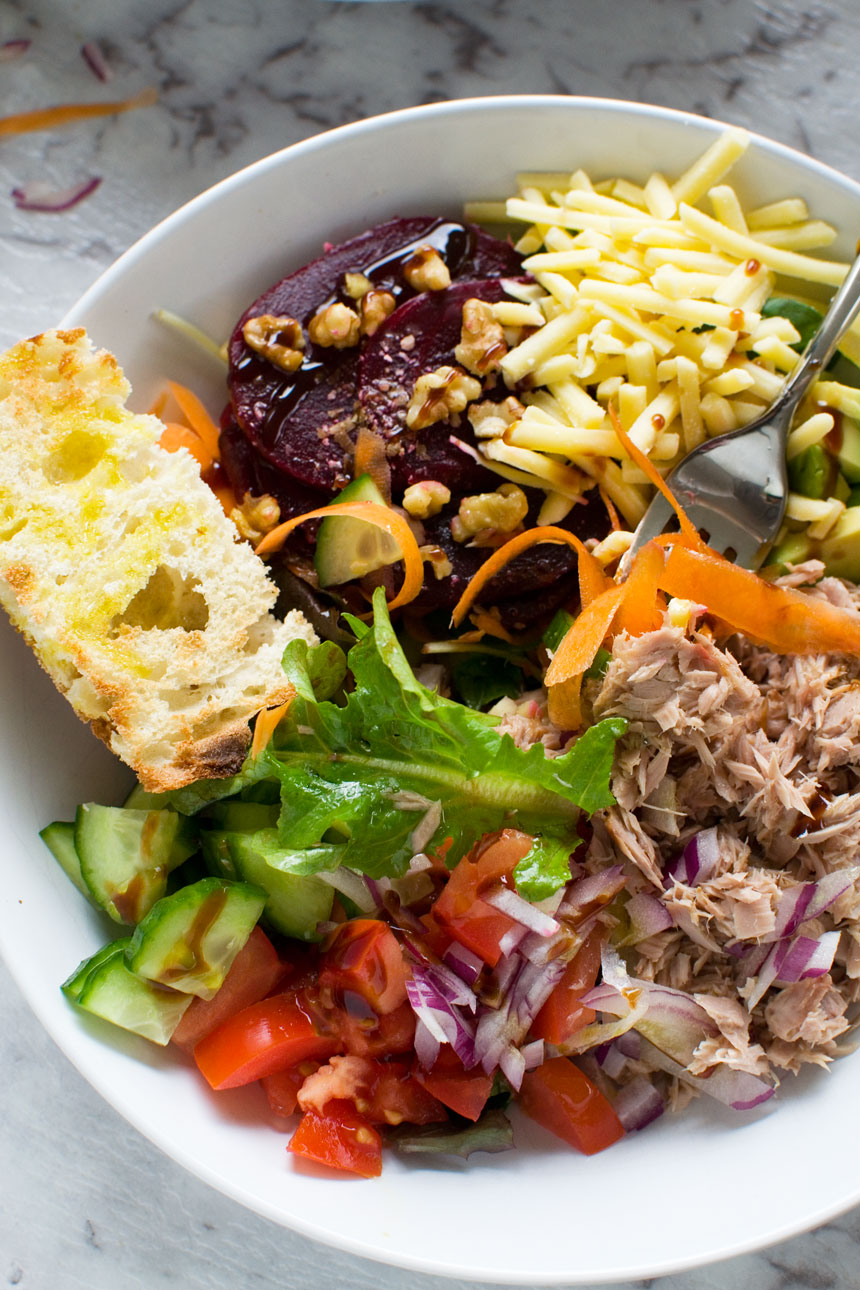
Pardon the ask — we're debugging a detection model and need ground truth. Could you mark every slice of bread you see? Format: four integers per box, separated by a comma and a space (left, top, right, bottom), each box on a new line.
0, 328, 316, 791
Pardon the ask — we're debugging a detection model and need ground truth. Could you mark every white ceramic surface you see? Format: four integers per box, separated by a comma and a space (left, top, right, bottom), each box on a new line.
3, 95, 860, 1285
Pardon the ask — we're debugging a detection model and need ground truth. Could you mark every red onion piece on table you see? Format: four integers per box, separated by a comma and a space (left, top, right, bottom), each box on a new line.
12, 177, 102, 212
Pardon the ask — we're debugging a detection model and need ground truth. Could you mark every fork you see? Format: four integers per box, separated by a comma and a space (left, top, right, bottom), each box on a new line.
623, 249, 860, 569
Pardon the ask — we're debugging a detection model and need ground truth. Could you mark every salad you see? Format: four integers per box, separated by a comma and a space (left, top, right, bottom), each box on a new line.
47, 126, 860, 1178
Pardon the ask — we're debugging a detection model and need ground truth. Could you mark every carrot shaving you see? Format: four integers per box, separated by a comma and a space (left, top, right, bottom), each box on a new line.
255, 501, 423, 612
452, 526, 608, 628
547, 674, 584, 731
544, 583, 626, 688
608, 404, 704, 550
469, 610, 516, 643
167, 380, 221, 460
658, 544, 860, 656
159, 422, 214, 473
353, 428, 392, 505
0, 87, 157, 138
148, 391, 168, 419
250, 693, 295, 761
613, 541, 666, 638
599, 485, 622, 532
212, 483, 240, 517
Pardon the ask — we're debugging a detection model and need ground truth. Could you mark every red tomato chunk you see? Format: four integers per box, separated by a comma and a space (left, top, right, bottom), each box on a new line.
519, 1056, 625, 1156
289, 1100, 382, 1178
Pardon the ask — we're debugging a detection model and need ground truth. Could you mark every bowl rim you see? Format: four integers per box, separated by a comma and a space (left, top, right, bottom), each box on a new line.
9, 91, 851, 1282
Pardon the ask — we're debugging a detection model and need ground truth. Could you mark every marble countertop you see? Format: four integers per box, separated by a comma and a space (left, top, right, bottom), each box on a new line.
3, 1, 860, 1287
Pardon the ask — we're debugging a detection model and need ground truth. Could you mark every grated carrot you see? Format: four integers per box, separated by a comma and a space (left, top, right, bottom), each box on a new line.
544, 583, 626, 688
250, 694, 295, 760
0, 87, 157, 137
159, 422, 214, 473
612, 540, 666, 638
353, 427, 392, 505
255, 500, 423, 611
451, 526, 608, 628
599, 485, 622, 532
167, 380, 221, 459
608, 404, 704, 550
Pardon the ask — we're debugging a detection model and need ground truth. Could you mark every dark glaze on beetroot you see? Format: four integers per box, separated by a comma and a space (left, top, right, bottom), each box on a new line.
227, 217, 522, 492
221, 216, 611, 625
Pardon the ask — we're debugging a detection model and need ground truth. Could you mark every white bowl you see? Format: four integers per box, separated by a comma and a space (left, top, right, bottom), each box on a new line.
4, 95, 860, 1284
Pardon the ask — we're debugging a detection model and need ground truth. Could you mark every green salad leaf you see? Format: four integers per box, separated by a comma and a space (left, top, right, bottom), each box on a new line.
164, 588, 625, 891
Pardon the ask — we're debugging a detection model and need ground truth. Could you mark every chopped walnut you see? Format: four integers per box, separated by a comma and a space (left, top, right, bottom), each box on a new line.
454, 298, 508, 376
468, 396, 525, 440
308, 301, 361, 349
451, 483, 528, 543
360, 289, 396, 337
402, 479, 451, 518
420, 544, 454, 580
230, 492, 281, 544
343, 271, 373, 300
403, 246, 451, 292
242, 314, 304, 372
405, 365, 482, 431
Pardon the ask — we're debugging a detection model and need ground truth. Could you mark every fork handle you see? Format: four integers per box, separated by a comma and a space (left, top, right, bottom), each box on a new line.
778, 249, 860, 414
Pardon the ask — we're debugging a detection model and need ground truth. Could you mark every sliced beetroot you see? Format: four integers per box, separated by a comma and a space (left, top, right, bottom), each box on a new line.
227, 218, 521, 492
219, 419, 329, 525
413, 486, 611, 619
358, 276, 526, 495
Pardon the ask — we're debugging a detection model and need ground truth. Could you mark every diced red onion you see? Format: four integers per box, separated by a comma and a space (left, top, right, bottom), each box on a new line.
12, 177, 102, 213
638, 1036, 775, 1111
498, 923, 528, 958
443, 943, 483, 987
615, 1030, 641, 1060
622, 891, 674, 943
316, 866, 378, 913
414, 1016, 440, 1069
410, 799, 442, 855
363, 875, 384, 909
768, 869, 858, 943
613, 1076, 664, 1131
667, 827, 720, 887
1, 39, 30, 61
406, 966, 476, 1068
598, 1042, 628, 1081
484, 886, 560, 937
499, 1043, 526, 1091
81, 41, 112, 81
557, 866, 626, 921
745, 930, 841, 1009
601, 945, 718, 1065
521, 1039, 545, 1070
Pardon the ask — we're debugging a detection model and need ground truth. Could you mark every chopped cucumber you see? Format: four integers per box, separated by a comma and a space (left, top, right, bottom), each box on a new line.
75, 804, 198, 925
224, 828, 334, 939
199, 829, 239, 881
817, 506, 860, 581
69, 939, 191, 1045
837, 418, 860, 485
40, 819, 92, 902
123, 782, 168, 811
202, 801, 279, 832
788, 443, 832, 500
314, 474, 402, 588
125, 877, 266, 998
769, 530, 813, 570
62, 939, 126, 1001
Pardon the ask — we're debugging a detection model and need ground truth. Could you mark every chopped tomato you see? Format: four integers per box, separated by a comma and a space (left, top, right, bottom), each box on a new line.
432, 829, 535, 966
289, 1100, 382, 1178
193, 989, 338, 1090
413, 1048, 494, 1121
262, 1062, 321, 1118
320, 919, 410, 1014
519, 1057, 625, 1156
335, 999, 416, 1058
298, 1055, 447, 1126
530, 929, 602, 1046
172, 927, 285, 1054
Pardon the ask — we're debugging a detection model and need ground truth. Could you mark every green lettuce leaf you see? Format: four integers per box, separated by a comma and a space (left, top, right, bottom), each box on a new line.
264, 588, 625, 883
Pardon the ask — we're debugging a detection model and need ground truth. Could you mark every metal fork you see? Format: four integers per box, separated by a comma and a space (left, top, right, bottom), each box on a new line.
624, 249, 860, 569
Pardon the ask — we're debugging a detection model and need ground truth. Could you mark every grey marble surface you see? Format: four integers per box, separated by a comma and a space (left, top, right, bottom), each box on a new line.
2, 1, 860, 1287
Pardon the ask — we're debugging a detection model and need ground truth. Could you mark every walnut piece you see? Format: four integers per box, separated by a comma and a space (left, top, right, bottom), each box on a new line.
402, 480, 451, 519
360, 289, 396, 337
343, 271, 373, 300
308, 301, 361, 349
403, 246, 451, 292
468, 395, 525, 439
405, 365, 482, 431
454, 298, 508, 376
230, 492, 282, 544
451, 483, 528, 543
420, 544, 454, 580
242, 314, 304, 372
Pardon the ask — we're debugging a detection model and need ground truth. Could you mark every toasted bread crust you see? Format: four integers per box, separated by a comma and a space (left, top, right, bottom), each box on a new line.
0, 329, 316, 790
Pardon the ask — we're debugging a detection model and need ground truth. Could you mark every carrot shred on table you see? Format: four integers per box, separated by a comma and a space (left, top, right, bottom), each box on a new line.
0, 87, 157, 137
250, 693, 295, 761
608, 404, 705, 550
255, 501, 423, 611
451, 526, 607, 628
167, 380, 221, 459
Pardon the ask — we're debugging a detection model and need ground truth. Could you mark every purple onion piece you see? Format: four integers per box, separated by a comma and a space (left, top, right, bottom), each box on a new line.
12, 177, 102, 213
623, 891, 674, 943
81, 41, 112, 81
613, 1076, 664, 1132
414, 1016, 440, 1069
667, 827, 720, 887
769, 869, 858, 943
443, 943, 483, 987
521, 1039, 545, 1071
499, 1044, 526, 1092
406, 966, 477, 1068
637, 1036, 775, 1112
484, 886, 560, 937
0, 38, 30, 61
773, 930, 840, 983
558, 866, 626, 921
